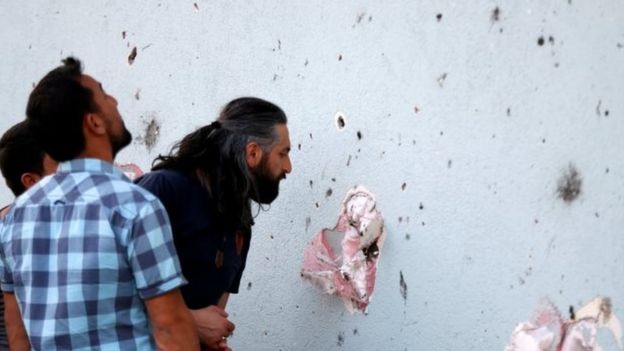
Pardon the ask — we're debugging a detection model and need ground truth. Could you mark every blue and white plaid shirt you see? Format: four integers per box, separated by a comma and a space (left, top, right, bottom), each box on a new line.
0, 158, 186, 350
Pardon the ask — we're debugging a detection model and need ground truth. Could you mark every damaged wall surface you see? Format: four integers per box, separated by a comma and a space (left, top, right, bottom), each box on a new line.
1, 1, 624, 349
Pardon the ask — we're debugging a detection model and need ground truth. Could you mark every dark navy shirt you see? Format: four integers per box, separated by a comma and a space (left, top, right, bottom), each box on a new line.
136, 169, 251, 309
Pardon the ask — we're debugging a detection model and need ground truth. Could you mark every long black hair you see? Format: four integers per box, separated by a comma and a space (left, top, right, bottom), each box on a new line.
152, 97, 287, 229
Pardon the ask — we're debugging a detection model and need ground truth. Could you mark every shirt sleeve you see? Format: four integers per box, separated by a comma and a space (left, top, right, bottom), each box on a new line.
126, 198, 186, 299
0, 218, 14, 293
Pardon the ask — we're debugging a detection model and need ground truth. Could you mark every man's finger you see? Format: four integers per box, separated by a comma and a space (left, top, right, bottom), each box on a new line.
208, 305, 229, 317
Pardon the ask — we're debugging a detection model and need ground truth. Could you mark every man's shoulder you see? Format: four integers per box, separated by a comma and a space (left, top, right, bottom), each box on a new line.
136, 169, 190, 187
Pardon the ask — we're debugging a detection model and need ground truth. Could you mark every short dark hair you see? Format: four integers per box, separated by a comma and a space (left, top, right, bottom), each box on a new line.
0, 120, 46, 196
152, 97, 287, 229
26, 57, 96, 161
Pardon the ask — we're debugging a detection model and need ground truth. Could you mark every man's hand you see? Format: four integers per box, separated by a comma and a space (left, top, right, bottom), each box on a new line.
190, 305, 235, 351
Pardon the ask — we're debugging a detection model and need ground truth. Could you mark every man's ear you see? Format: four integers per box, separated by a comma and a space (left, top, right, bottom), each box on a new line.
20, 172, 42, 190
245, 142, 263, 169
83, 112, 107, 136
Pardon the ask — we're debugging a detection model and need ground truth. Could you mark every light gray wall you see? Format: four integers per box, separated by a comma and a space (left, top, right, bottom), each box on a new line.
1, 1, 623, 350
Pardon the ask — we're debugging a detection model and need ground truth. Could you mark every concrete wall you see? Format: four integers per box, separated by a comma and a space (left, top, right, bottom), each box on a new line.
1, 1, 623, 349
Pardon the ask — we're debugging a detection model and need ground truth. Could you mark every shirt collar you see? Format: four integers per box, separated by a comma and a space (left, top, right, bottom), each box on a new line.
57, 158, 130, 182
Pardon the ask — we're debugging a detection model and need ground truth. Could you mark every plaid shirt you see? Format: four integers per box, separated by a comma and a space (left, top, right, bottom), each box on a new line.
0, 158, 185, 350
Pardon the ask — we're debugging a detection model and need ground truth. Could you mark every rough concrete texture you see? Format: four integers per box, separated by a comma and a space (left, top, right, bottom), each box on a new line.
1, 1, 623, 350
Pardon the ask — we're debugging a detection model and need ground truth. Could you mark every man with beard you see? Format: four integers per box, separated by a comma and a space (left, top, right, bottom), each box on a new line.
0, 57, 199, 350
136, 97, 292, 351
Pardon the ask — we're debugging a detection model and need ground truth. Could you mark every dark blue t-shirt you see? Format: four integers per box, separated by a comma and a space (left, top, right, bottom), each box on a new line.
135, 169, 251, 309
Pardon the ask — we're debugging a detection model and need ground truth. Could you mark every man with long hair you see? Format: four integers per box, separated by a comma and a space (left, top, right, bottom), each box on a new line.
0, 57, 199, 350
136, 97, 292, 350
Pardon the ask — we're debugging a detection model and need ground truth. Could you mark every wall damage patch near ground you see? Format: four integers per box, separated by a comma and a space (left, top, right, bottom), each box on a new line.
505, 297, 623, 351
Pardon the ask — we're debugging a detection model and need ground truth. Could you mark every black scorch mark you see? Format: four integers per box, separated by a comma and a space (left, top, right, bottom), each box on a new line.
128, 47, 137, 65
399, 271, 407, 302
556, 164, 582, 203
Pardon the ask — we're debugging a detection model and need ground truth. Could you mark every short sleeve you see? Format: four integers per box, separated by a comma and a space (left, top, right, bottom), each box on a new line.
135, 172, 176, 216
126, 198, 186, 299
0, 217, 14, 293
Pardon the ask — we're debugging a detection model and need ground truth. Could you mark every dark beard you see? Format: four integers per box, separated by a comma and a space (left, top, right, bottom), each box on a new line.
250, 164, 282, 205
111, 127, 132, 157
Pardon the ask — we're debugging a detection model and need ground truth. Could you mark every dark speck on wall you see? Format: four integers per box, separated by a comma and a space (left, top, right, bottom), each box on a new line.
548, 36, 555, 45
143, 118, 160, 151
122, 31, 126, 39
337, 332, 345, 346
419, 202, 424, 210
326, 188, 333, 198
356, 131, 362, 140
247, 282, 252, 290
491, 7, 500, 22
128, 47, 138, 65
400, 271, 408, 302
401, 182, 407, 191
353, 328, 358, 335
557, 164, 582, 203
436, 13, 443, 22
338, 54, 343, 61
537, 36, 545, 46
309, 180, 314, 188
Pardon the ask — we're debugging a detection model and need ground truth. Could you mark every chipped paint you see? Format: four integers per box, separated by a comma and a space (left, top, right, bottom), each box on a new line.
301, 186, 385, 313
504, 297, 623, 351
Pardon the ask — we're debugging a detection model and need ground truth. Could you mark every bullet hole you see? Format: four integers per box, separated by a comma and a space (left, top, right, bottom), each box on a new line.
605, 110, 610, 117
556, 164, 582, 203
193, 2, 199, 11
399, 271, 408, 302
270, 234, 274, 239
297, 143, 301, 150
305, 216, 311, 232
128, 46, 138, 65
491, 7, 501, 22
569, 306, 575, 320
134, 89, 141, 100
537, 36, 545, 46
331, 178, 336, 182
419, 202, 424, 210
548, 36, 555, 45
437, 72, 448, 87
335, 112, 346, 130
507, 107, 511, 116
247, 282, 252, 290
421, 221, 426, 226
356, 131, 362, 140
337, 332, 345, 346
315, 202, 319, 208
353, 329, 358, 335
405, 233, 411, 240
414, 106, 421, 113
436, 13, 443, 22
309, 180, 313, 188
122, 31, 126, 39
338, 54, 343, 61
326, 188, 333, 198
439, 131, 444, 136
142, 118, 160, 151
447, 159, 452, 168
401, 182, 407, 191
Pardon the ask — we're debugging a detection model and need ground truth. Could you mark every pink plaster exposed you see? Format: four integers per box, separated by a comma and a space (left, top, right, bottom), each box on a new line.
301, 186, 385, 313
